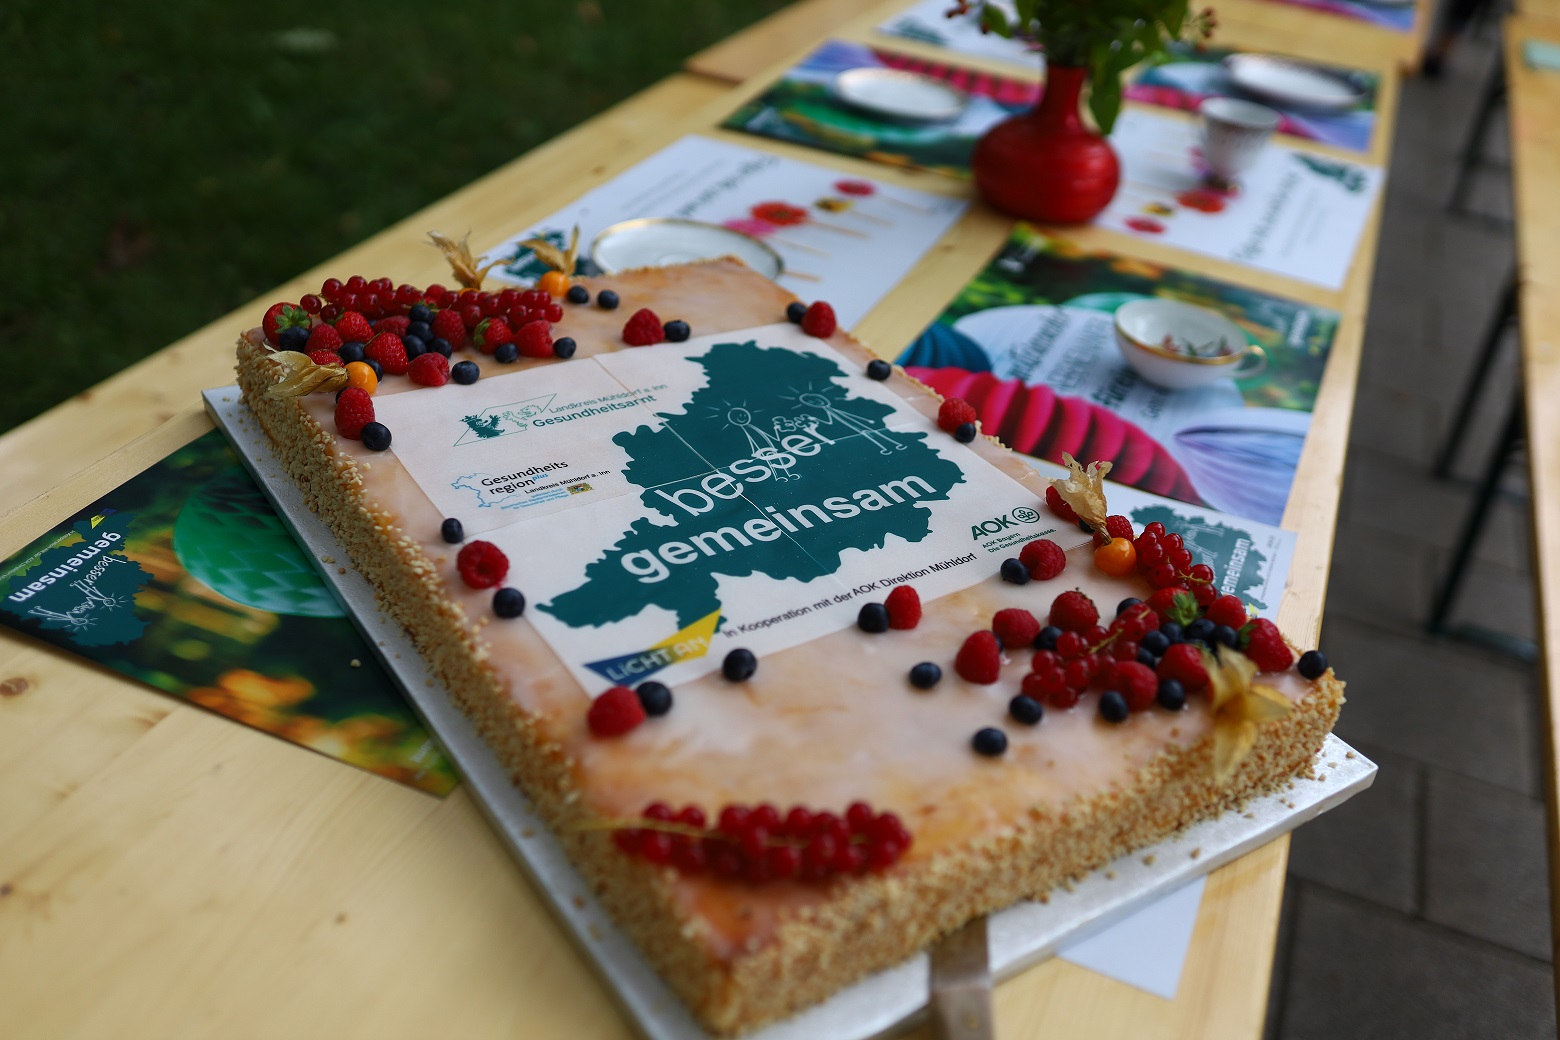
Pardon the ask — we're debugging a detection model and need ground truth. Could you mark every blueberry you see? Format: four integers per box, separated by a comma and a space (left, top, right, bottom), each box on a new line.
909, 661, 942, 689
429, 337, 453, 358
1141, 630, 1170, 655
1136, 647, 1159, 668
596, 289, 620, 311
338, 342, 365, 363
566, 284, 590, 305
1098, 690, 1130, 723
452, 360, 480, 384
785, 301, 807, 324
664, 320, 690, 342
971, 727, 1008, 756
866, 359, 892, 380
857, 602, 890, 633
365, 358, 383, 379
553, 336, 577, 359
279, 325, 310, 351
403, 335, 427, 358
492, 587, 526, 618
335, 388, 347, 403
1078, 518, 1093, 534
722, 648, 757, 682
1009, 695, 1043, 726
1298, 650, 1328, 680
1213, 624, 1239, 648
1000, 558, 1030, 585
1117, 597, 1144, 617
954, 421, 977, 443
1157, 679, 1186, 711
360, 422, 392, 451
409, 303, 433, 324
1186, 618, 1215, 642
636, 680, 673, 716
407, 320, 432, 341
1033, 625, 1062, 651
494, 342, 520, 364
440, 517, 464, 544
1159, 622, 1184, 644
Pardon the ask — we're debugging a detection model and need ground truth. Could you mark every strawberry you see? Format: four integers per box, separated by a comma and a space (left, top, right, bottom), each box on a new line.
1113, 661, 1158, 711
991, 608, 1040, 650
366, 332, 410, 376
1241, 618, 1295, 673
954, 630, 1002, 684
622, 308, 664, 346
801, 301, 837, 338
334, 387, 374, 440
306, 323, 343, 353
1205, 595, 1248, 631
474, 317, 514, 355
587, 685, 646, 737
1019, 538, 1066, 580
1157, 643, 1209, 691
937, 398, 977, 433
1146, 586, 1199, 627
515, 318, 553, 358
408, 352, 450, 387
884, 585, 921, 629
333, 310, 374, 344
431, 308, 467, 349
1048, 590, 1098, 633
372, 315, 410, 337
456, 540, 509, 589
307, 349, 341, 367
1045, 485, 1079, 523
262, 302, 310, 344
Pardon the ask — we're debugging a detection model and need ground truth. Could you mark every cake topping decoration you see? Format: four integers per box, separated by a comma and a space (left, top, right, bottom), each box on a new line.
622, 308, 666, 346
785, 300, 807, 324
883, 585, 921, 629
954, 630, 1002, 684
493, 587, 526, 619
936, 397, 977, 433
333, 387, 375, 439
566, 285, 590, 305
512, 225, 581, 290
664, 320, 691, 343
596, 289, 620, 311
856, 602, 890, 633
1297, 649, 1329, 680
1020, 538, 1066, 580
553, 336, 578, 359
1048, 590, 1099, 633
908, 662, 942, 689
722, 648, 757, 682
1207, 648, 1294, 781
991, 608, 1039, 649
360, 422, 392, 452
1098, 690, 1130, 723
1008, 695, 1043, 726
344, 360, 379, 394
587, 685, 646, 737
953, 421, 978, 444
428, 230, 509, 289
635, 681, 673, 717
408, 352, 451, 386
800, 301, 837, 338
262, 301, 311, 345
866, 359, 892, 380
456, 540, 509, 589
265, 350, 350, 398
1048, 454, 1112, 539
999, 558, 1030, 584
440, 518, 465, 544
451, 360, 481, 385
971, 727, 1008, 756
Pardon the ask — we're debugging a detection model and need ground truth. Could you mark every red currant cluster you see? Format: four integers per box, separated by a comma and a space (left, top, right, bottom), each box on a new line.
1024, 599, 1164, 711
1134, 522, 1219, 602
612, 801, 912, 883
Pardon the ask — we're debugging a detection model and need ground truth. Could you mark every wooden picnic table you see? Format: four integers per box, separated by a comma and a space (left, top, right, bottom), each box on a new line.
1504, 11, 1560, 984
0, 1, 1410, 1036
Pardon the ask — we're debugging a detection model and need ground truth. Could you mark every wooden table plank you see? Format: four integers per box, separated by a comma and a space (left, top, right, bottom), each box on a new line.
1505, 12, 1560, 984
1, 3, 1401, 1037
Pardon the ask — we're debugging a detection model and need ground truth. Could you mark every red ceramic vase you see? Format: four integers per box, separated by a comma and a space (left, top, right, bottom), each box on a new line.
971, 65, 1121, 224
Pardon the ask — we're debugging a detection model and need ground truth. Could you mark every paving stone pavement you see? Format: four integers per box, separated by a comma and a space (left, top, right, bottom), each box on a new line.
1264, 20, 1556, 1040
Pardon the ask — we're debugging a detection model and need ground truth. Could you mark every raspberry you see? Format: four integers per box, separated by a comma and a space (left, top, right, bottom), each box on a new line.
1019, 538, 1066, 580
1146, 586, 1199, 626
1242, 618, 1295, 672
333, 387, 374, 440
456, 540, 509, 589
306, 323, 343, 353
622, 308, 665, 346
474, 317, 513, 355
937, 397, 978, 433
1045, 485, 1079, 523
985, 606, 1037, 648
1114, 661, 1158, 711
954, 630, 1002, 684
1157, 643, 1209, 691
372, 315, 410, 337
1104, 514, 1134, 541
1048, 590, 1099, 633
587, 685, 645, 737
366, 333, 410, 376
431, 308, 467, 349
307, 349, 341, 367
515, 319, 553, 358
333, 310, 373, 343
408, 352, 450, 387
884, 585, 921, 629
1205, 595, 1248, 631
801, 301, 837, 337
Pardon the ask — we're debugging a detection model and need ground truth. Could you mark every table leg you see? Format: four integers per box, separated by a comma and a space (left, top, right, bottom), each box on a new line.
1433, 272, 1519, 480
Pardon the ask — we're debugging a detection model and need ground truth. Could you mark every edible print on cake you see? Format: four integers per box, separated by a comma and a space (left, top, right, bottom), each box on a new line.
387, 324, 1055, 693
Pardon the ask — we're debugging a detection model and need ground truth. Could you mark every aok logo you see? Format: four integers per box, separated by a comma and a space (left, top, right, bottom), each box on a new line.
970, 505, 1043, 539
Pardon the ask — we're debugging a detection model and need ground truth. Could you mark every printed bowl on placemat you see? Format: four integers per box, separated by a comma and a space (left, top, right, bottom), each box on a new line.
1224, 54, 1367, 113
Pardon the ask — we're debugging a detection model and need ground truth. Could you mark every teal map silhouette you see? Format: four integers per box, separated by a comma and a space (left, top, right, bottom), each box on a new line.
541, 341, 967, 629
1129, 504, 1271, 610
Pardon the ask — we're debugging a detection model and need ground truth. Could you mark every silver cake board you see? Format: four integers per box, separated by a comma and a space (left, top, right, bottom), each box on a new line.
204, 386, 1376, 1040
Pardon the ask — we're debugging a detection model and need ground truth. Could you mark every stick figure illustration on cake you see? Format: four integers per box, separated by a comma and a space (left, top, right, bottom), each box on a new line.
793, 391, 906, 455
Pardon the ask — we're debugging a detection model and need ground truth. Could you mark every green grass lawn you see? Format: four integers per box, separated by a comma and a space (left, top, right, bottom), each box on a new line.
2, 0, 791, 435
